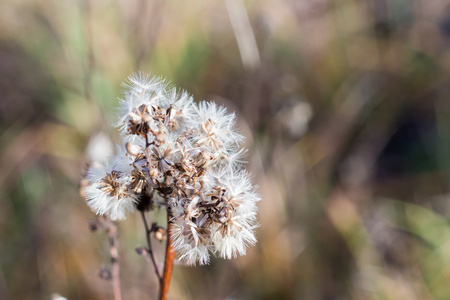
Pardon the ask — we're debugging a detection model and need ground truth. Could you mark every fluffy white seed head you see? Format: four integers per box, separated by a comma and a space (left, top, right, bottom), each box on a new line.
85, 153, 137, 220
84, 72, 260, 265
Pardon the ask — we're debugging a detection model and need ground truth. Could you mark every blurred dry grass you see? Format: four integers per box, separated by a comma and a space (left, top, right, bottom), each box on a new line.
2, 0, 450, 299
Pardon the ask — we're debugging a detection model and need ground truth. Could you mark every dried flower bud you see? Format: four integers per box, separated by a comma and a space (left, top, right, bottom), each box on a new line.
99, 266, 112, 281
88, 220, 100, 232
135, 246, 147, 255
154, 227, 166, 241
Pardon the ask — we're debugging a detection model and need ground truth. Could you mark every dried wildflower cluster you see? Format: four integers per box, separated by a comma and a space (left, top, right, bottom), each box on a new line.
85, 73, 260, 265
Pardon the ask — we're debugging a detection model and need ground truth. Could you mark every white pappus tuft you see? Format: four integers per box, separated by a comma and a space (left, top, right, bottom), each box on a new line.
85, 152, 137, 220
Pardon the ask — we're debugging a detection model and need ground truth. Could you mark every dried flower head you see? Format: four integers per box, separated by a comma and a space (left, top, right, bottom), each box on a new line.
84, 72, 260, 265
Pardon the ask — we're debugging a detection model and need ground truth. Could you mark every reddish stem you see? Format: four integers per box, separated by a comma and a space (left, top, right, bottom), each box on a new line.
159, 214, 175, 300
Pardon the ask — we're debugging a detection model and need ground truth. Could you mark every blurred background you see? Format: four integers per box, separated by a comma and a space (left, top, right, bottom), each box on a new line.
2, 0, 450, 299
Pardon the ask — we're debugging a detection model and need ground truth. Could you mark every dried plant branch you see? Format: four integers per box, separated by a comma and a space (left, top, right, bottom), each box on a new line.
140, 211, 163, 281
105, 221, 122, 300
90, 218, 123, 300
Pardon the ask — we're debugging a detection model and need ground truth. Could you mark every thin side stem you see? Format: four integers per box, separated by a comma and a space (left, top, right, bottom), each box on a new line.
140, 211, 162, 281
106, 221, 122, 300
159, 213, 175, 300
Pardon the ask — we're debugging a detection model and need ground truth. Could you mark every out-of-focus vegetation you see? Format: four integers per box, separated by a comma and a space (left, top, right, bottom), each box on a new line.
2, 0, 450, 299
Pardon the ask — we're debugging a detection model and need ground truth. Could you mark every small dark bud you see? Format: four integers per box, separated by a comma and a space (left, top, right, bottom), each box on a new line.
99, 267, 112, 281
135, 246, 147, 255
89, 221, 99, 232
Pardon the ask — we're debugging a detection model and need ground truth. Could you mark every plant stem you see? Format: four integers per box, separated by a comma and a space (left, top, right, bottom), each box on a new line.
106, 221, 122, 300
140, 211, 162, 280
159, 213, 175, 300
